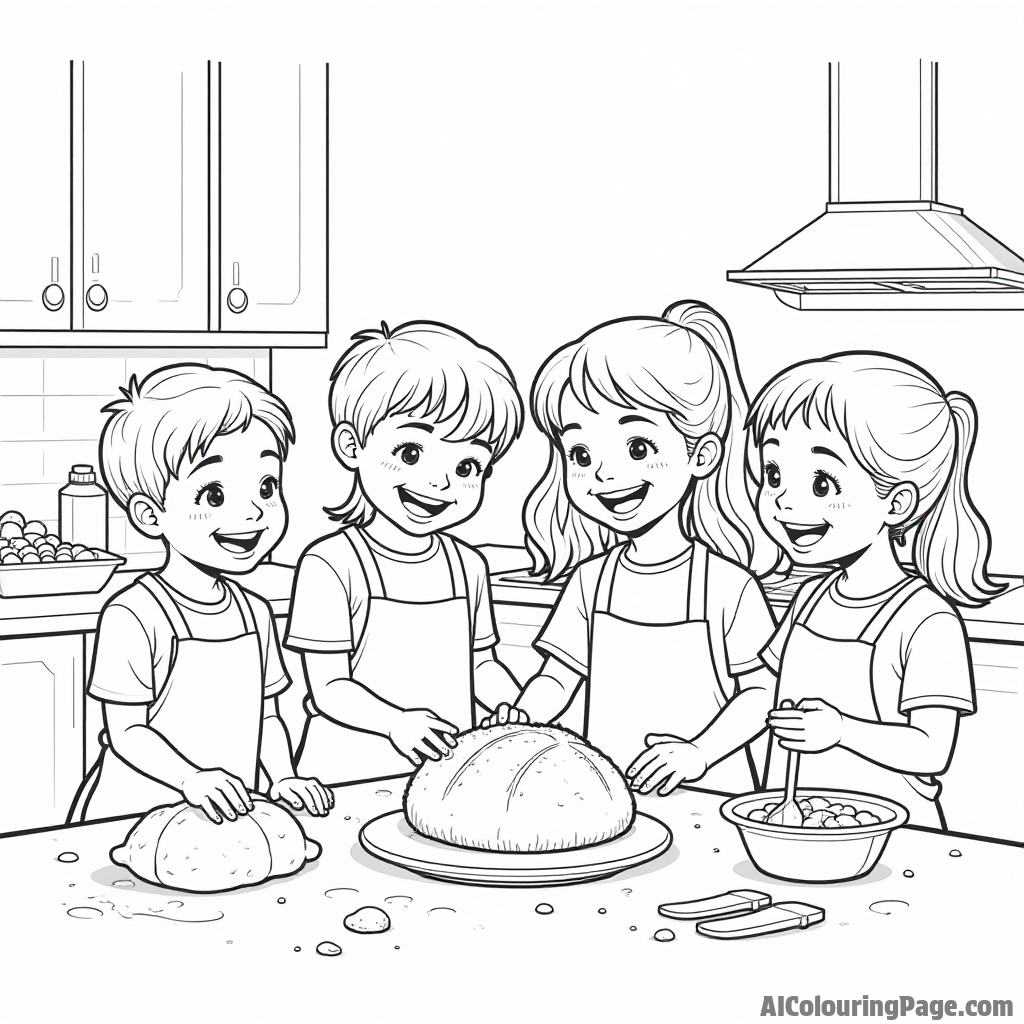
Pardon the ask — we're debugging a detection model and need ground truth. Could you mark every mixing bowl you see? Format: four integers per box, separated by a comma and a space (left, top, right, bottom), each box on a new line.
720, 789, 909, 883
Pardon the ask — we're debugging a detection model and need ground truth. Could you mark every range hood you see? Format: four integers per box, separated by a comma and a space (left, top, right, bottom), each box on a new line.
728, 62, 1024, 310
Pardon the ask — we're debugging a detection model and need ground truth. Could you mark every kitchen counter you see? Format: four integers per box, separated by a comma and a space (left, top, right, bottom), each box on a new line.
0, 783, 1020, 1024
1, 544, 1022, 643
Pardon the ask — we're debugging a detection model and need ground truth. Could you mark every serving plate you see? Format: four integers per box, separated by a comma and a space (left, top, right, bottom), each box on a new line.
359, 810, 673, 887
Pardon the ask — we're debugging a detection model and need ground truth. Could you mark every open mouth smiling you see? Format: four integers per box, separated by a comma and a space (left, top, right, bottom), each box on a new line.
594, 482, 650, 516
212, 529, 266, 554
397, 486, 454, 518
778, 520, 832, 547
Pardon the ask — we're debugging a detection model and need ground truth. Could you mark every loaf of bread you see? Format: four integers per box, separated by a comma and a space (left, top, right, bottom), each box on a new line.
110, 796, 321, 893
404, 724, 636, 852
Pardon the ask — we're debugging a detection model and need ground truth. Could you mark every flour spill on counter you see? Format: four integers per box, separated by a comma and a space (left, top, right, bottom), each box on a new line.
427, 907, 456, 915
653, 928, 676, 942
73, 894, 225, 923
949, 849, 962, 858
112, 879, 134, 888
383, 895, 413, 904
67, 906, 102, 919
535, 903, 554, 915
324, 887, 359, 898
316, 941, 342, 957
57, 852, 79, 863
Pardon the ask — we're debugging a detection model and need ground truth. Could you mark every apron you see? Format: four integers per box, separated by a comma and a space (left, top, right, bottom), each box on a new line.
765, 571, 944, 827
70, 574, 265, 822
585, 542, 758, 792
295, 529, 473, 785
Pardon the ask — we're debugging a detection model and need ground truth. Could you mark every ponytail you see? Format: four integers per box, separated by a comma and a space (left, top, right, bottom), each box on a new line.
913, 392, 1004, 607
663, 301, 780, 578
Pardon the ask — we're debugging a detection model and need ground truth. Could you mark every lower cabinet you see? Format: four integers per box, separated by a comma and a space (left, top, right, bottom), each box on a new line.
939, 641, 1024, 843
0, 633, 87, 835
492, 602, 585, 735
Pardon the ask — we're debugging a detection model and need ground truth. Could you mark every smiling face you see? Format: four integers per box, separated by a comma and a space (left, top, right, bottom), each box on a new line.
340, 415, 494, 537
756, 418, 902, 566
557, 390, 707, 536
153, 421, 287, 574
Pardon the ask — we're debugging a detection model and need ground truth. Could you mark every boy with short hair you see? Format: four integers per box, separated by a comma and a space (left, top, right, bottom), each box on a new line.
72, 364, 332, 824
284, 321, 524, 784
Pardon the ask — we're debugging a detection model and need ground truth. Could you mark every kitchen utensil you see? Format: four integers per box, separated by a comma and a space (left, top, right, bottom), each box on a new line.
659, 890, 771, 921
720, 788, 908, 883
359, 810, 672, 887
0, 553, 125, 599
697, 901, 825, 939
766, 700, 804, 826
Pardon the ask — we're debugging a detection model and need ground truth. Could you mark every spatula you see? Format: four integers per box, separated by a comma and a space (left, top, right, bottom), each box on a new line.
767, 699, 804, 827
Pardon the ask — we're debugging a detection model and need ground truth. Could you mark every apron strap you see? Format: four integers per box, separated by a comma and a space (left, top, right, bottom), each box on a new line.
593, 545, 624, 616
857, 576, 930, 645
223, 578, 265, 681
437, 534, 469, 600
686, 543, 708, 622
344, 527, 386, 598
793, 569, 843, 626
138, 573, 193, 640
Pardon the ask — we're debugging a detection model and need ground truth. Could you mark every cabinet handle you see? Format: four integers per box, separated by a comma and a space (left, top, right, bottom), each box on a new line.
227, 262, 247, 313
86, 283, 108, 312
42, 256, 64, 311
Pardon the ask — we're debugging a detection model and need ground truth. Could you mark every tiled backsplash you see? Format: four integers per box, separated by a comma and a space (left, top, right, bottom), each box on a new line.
0, 350, 270, 554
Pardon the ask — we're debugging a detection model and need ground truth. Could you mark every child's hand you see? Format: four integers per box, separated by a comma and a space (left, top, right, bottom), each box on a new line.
388, 709, 459, 766
626, 734, 708, 795
480, 702, 530, 728
181, 769, 254, 824
269, 776, 335, 816
768, 698, 844, 753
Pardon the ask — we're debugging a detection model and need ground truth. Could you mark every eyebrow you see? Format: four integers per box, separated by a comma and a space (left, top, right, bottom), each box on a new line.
619, 414, 656, 427
470, 438, 492, 452
261, 449, 281, 460
811, 445, 846, 466
188, 455, 222, 476
398, 422, 434, 433
558, 423, 582, 435
761, 438, 779, 448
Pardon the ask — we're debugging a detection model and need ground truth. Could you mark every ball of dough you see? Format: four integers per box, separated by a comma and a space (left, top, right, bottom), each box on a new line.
404, 724, 636, 852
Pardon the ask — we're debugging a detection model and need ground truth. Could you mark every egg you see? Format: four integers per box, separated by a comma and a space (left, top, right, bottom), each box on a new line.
55, 552, 73, 561
41, 553, 56, 562
11, 538, 32, 552
0, 522, 23, 540
73, 548, 98, 561
20, 551, 41, 563
0, 510, 26, 528
71, 545, 87, 557
44, 534, 61, 547
23, 521, 46, 538
1, 551, 21, 564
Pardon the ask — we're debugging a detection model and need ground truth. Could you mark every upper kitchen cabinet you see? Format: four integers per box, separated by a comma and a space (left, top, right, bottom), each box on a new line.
0, 61, 328, 348
79, 60, 209, 332
0, 62, 72, 331
217, 63, 328, 334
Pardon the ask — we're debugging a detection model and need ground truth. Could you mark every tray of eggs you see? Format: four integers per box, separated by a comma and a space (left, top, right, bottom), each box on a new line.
0, 511, 125, 599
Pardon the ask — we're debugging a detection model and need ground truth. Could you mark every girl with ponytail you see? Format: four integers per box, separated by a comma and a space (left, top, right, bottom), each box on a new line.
750, 352, 1002, 827
484, 302, 781, 796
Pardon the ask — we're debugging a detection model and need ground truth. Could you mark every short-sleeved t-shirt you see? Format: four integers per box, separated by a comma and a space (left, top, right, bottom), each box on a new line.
283, 528, 498, 656
761, 573, 976, 718
535, 544, 776, 687
88, 577, 290, 705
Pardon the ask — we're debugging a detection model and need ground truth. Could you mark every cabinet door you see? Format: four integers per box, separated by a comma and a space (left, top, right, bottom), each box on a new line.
0, 634, 85, 835
81, 60, 209, 331
219, 62, 327, 333
0, 61, 72, 330
939, 642, 1024, 842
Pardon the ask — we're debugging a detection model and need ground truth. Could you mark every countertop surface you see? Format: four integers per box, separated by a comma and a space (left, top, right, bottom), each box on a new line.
1, 543, 1021, 644
0, 783, 1020, 1024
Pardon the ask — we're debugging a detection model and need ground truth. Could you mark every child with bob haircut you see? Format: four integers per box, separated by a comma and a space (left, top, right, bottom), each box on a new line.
284, 321, 525, 785
750, 352, 1002, 827
71, 364, 332, 824
485, 301, 780, 796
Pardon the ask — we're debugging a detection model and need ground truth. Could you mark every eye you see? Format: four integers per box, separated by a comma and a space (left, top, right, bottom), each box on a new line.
812, 471, 841, 498
259, 476, 279, 500
567, 445, 591, 468
627, 436, 658, 461
392, 442, 422, 466
195, 483, 224, 508
765, 461, 781, 489
455, 458, 483, 478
